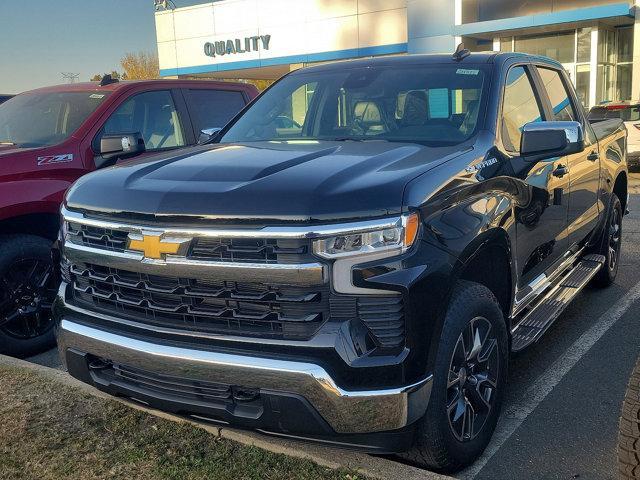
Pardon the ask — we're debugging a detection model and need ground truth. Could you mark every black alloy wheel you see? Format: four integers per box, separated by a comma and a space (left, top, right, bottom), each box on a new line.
447, 316, 499, 442
593, 193, 622, 287
0, 258, 56, 340
0, 235, 58, 356
607, 202, 622, 274
402, 280, 508, 472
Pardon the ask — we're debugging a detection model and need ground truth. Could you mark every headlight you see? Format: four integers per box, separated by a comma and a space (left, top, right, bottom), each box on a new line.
313, 212, 419, 259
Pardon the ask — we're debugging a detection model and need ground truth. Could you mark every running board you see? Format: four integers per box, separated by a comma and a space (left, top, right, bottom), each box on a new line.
511, 254, 605, 352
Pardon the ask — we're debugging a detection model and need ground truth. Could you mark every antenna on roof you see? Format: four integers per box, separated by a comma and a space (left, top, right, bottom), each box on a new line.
453, 43, 471, 61
99, 74, 119, 87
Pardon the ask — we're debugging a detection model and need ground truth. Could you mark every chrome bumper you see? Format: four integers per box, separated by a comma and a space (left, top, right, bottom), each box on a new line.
57, 319, 432, 434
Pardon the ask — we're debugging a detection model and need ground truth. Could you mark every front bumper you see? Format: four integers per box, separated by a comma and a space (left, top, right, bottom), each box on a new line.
57, 317, 432, 451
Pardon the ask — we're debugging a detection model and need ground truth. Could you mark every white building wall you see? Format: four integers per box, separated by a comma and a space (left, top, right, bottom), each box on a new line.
156, 0, 408, 76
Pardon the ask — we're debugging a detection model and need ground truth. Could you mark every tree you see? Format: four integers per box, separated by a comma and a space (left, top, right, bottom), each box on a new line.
120, 52, 160, 80
90, 71, 125, 82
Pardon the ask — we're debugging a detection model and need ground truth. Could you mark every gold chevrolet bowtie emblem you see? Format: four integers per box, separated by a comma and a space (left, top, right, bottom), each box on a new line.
127, 233, 190, 260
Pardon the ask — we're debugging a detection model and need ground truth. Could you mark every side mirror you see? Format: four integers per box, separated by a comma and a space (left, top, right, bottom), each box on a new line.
198, 127, 222, 145
520, 121, 585, 161
97, 132, 146, 168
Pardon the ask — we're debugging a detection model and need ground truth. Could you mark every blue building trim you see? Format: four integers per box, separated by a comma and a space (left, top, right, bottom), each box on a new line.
453, 3, 633, 36
160, 42, 408, 77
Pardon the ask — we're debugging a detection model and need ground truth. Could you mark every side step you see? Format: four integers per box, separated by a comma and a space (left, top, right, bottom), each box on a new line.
511, 254, 605, 352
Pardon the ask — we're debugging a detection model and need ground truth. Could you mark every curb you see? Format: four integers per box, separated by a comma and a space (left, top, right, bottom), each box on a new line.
0, 353, 452, 480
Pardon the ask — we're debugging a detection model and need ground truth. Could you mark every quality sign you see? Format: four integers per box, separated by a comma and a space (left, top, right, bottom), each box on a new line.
204, 35, 271, 58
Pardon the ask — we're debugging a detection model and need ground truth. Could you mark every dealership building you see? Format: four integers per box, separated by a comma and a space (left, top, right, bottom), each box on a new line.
155, 0, 640, 107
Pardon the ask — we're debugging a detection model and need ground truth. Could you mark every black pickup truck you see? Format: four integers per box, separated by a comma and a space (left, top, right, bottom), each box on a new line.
54, 51, 628, 472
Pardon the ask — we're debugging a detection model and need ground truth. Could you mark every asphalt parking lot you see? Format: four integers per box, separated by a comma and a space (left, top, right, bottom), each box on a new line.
26, 173, 640, 479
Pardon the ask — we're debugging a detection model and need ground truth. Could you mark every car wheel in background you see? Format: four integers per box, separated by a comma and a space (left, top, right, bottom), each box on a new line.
618, 355, 640, 479
0, 235, 57, 357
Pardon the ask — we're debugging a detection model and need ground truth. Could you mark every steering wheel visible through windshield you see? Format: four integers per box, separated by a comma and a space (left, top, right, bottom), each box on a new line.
220, 64, 487, 147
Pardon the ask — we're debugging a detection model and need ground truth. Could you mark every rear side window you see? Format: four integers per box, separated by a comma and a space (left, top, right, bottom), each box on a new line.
537, 67, 577, 122
501, 66, 544, 152
185, 89, 246, 131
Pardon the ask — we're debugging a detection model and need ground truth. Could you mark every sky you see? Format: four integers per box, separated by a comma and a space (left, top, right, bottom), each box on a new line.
0, 0, 204, 94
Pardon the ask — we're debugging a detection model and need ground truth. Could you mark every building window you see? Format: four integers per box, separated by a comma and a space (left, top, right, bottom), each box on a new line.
500, 37, 513, 53
514, 31, 575, 64
617, 27, 634, 101
577, 28, 592, 63
575, 64, 590, 108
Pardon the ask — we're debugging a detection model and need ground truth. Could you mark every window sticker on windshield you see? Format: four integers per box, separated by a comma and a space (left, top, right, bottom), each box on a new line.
89, 94, 105, 99
37, 154, 73, 166
457, 69, 480, 75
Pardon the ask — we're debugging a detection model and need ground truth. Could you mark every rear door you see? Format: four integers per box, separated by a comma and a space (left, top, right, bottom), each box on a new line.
534, 65, 600, 249
182, 88, 248, 135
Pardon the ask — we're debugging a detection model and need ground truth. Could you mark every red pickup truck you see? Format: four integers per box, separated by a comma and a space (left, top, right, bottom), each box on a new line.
0, 78, 258, 356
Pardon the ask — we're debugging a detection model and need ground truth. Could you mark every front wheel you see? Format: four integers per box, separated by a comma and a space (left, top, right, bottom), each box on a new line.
401, 281, 509, 472
0, 235, 58, 357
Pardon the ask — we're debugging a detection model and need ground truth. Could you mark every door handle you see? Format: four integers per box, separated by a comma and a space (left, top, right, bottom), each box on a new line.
587, 151, 599, 161
553, 164, 568, 178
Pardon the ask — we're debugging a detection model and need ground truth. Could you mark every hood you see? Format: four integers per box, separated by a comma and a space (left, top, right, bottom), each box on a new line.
66, 141, 469, 223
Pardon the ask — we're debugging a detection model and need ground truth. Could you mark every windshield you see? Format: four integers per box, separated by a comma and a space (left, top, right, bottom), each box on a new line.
0, 91, 110, 147
220, 65, 487, 146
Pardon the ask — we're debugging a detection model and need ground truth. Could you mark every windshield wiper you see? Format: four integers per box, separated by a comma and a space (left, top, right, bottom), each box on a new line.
329, 137, 389, 142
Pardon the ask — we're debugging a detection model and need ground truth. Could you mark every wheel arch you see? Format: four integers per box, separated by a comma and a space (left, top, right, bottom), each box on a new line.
452, 228, 515, 322
0, 212, 60, 241
613, 170, 628, 213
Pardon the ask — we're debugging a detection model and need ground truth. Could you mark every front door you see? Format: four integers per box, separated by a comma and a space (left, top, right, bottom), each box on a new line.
501, 65, 570, 294
535, 66, 600, 248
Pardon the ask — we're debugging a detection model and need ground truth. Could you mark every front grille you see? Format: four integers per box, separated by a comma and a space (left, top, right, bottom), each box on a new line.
67, 262, 406, 347
112, 363, 235, 401
92, 362, 261, 406
66, 220, 312, 264
70, 263, 328, 340
67, 222, 129, 252
189, 237, 310, 264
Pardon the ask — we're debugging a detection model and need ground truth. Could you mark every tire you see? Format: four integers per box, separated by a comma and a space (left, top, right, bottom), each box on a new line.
401, 280, 509, 472
618, 355, 640, 479
0, 235, 57, 357
592, 193, 622, 287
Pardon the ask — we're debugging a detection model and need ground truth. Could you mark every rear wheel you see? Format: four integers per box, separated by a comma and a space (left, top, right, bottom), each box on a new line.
0, 235, 57, 357
402, 281, 508, 472
592, 193, 622, 287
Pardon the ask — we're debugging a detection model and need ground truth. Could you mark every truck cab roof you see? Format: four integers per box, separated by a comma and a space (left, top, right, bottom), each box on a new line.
23, 78, 256, 95
297, 51, 564, 75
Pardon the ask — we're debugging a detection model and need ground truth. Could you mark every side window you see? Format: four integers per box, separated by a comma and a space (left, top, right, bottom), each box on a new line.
185, 89, 247, 131
537, 67, 577, 122
100, 90, 185, 151
502, 66, 544, 152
